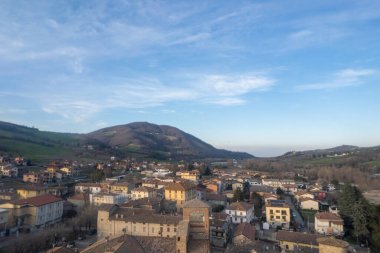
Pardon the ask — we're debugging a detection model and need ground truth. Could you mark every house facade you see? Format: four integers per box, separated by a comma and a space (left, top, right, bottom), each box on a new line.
315, 212, 344, 236
164, 181, 196, 208
131, 187, 157, 200
265, 200, 291, 229
0, 194, 64, 230
225, 202, 254, 224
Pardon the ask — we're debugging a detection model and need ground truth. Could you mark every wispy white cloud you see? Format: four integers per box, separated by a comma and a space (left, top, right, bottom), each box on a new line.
201, 74, 275, 97
208, 97, 246, 106
297, 68, 377, 90
169, 32, 210, 46
34, 72, 275, 121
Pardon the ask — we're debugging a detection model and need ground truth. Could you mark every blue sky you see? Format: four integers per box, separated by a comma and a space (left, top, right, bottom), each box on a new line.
0, 0, 379, 156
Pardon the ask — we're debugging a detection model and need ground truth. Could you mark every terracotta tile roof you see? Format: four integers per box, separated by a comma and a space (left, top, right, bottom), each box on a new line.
206, 194, 225, 201
276, 231, 321, 246
111, 207, 181, 225
227, 202, 253, 211
267, 200, 289, 208
166, 181, 196, 191
121, 197, 161, 208
233, 222, 256, 240
182, 198, 210, 208
315, 212, 343, 221
132, 186, 156, 193
212, 212, 228, 220
317, 237, 349, 248
11, 194, 63, 207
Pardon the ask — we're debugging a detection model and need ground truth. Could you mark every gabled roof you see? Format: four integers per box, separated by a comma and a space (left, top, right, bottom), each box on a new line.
166, 181, 196, 191
11, 194, 63, 207
183, 198, 210, 208
233, 222, 256, 240
315, 212, 343, 221
317, 237, 349, 248
132, 186, 156, 193
227, 202, 253, 211
276, 231, 321, 246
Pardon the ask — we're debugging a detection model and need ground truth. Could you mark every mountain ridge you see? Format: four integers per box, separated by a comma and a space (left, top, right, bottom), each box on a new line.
0, 121, 253, 161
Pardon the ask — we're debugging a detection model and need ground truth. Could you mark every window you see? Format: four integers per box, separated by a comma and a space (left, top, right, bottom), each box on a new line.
276, 210, 280, 213
282, 216, 286, 221
281, 210, 287, 215
240, 212, 242, 215
177, 237, 180, 242
133, 226, 136, 232
270, 210, 273, 214
167, 227, 170, 232
276, 216, 280, 220
174, 228, 177, 232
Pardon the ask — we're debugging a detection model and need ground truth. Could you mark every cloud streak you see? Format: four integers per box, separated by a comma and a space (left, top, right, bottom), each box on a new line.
297, 68, 377, 90
36, 73, 275, 121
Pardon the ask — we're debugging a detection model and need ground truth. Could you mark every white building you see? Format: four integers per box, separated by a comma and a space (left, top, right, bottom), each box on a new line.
0, 164, 18, 178
89, 193, 126, 206
299, 198, 319, 210
315, 212, 344, 236
0, 194, 64, 230
225, 202, 254, 224
75, 183, 102, 194
131, 187, 157, 200
261, 179, 295, 188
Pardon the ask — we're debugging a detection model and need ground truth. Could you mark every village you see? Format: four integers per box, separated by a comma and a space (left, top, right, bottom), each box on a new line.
0, 155, 367, 253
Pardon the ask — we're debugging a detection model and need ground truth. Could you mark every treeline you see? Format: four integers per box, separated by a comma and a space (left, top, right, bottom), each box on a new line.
338, 184, 380, 252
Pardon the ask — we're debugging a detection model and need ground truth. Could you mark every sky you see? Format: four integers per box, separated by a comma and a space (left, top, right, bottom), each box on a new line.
0, 0, 379, 157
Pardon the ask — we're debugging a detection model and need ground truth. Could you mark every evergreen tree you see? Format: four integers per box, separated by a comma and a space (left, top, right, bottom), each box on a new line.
338, 184, 372, 244
233, 188, 244, 202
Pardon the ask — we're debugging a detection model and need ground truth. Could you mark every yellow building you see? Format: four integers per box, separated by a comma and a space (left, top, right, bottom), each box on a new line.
277, 230, 320, 251
60, 166, 80, 176
131, 187, 157, 200
265, 200, 291, 228
165, 181, 196, 208
176, 170, 200, 183
109, 182, 132, 195
318, 237, 349, 253
17, 186, 50, 199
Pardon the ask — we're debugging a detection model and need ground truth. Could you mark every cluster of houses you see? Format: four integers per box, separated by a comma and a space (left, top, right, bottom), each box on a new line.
0, 157, 354, 253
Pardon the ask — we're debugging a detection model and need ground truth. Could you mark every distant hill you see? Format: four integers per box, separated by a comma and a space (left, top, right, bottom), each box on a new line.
84, 122, 253, 160
0, 121, 253, 161
281, 145, 360, 158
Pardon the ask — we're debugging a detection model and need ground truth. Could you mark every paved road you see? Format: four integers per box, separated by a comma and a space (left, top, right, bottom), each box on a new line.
283, 196, 305, 229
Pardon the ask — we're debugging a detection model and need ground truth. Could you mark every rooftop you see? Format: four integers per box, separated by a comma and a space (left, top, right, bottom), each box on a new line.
11, 194, 63, 207
233, 222, 256, 240
227, 201, 253, 211
266, 200, 289, 208
166, 181, 196, 191
317, 237, 349, 248
276, 231, 321, 246
315, 212, 343, 221
111, 207, 181, 225
182, 198, 210, 209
